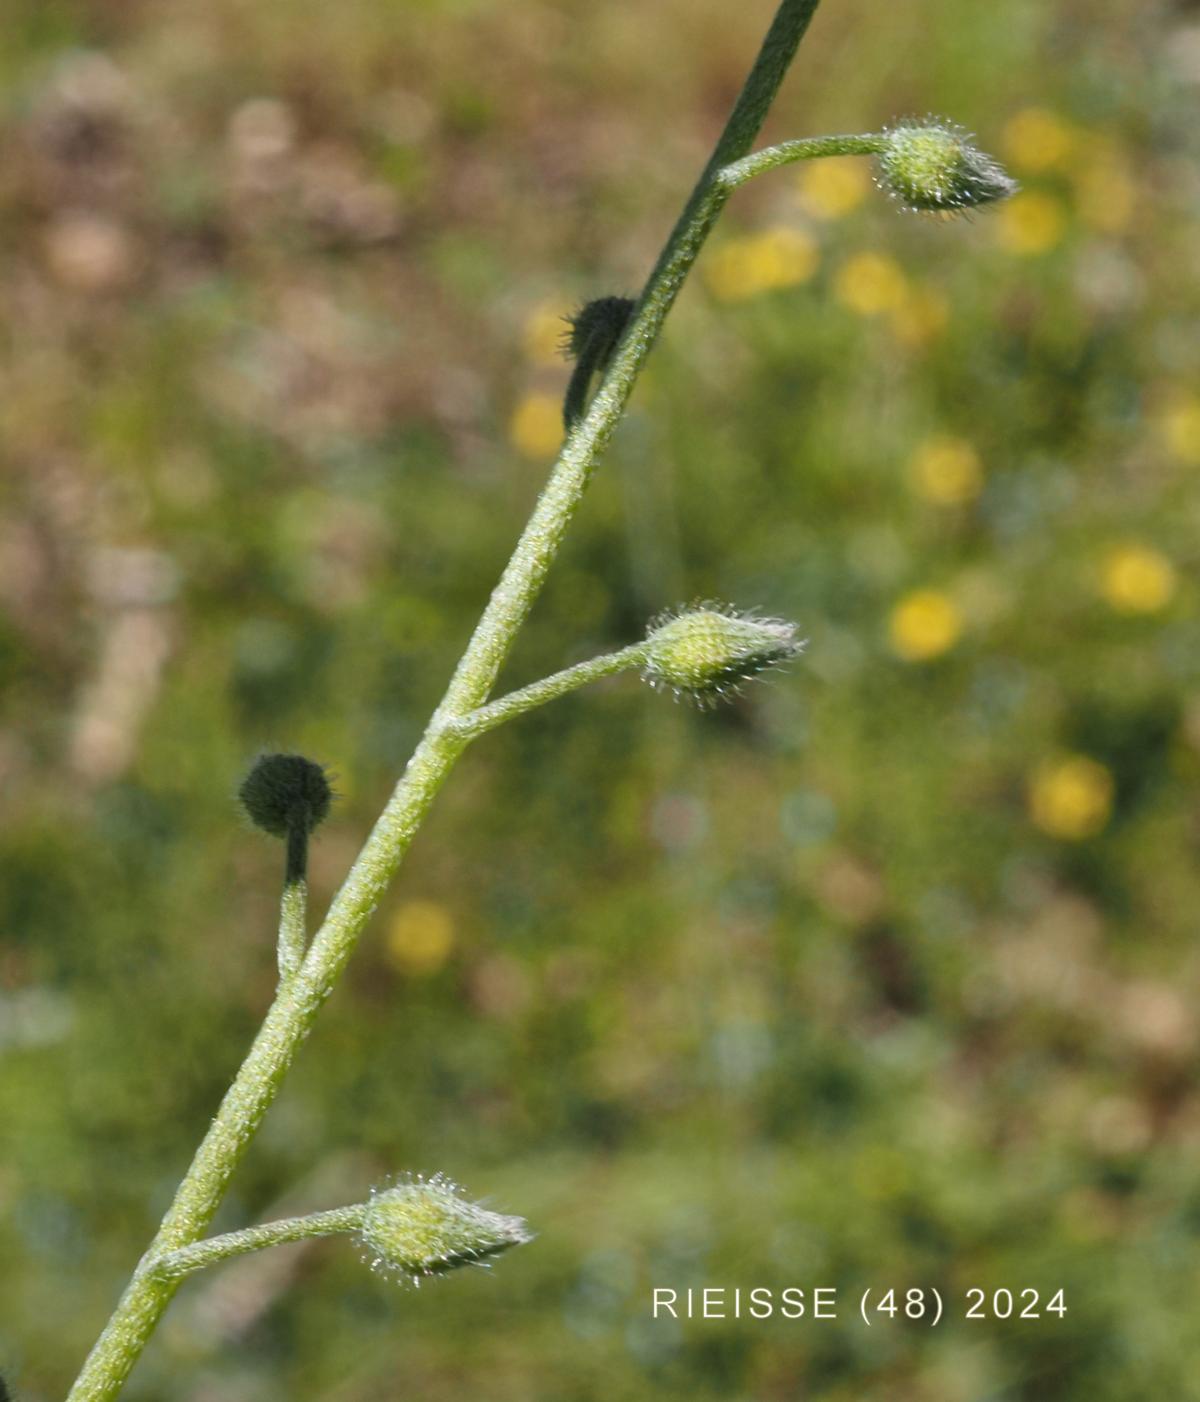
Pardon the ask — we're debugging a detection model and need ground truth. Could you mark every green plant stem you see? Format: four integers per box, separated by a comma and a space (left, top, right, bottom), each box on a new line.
277, 878, 307, 982
66, 3, 824, 1396
151, 1205, 366, 1281
447, 644, 649, 741
719, 132, 886, 187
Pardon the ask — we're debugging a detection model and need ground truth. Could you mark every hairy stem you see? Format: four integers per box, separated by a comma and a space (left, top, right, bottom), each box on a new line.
448, 643, 649, 741
720, 131, 886, 187
66, 2, 824, 1396
277, 878, 307, 982
151, 1206, 366, 1281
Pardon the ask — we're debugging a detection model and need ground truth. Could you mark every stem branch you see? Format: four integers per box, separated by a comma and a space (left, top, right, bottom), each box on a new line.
448, 644, 648, 741
152, 1206, 366, 1281
277, 879, 308, 983
719, 132, 886, 188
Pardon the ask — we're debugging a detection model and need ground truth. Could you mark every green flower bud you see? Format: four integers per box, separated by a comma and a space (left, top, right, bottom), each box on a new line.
358, 1174, 531, 1285
877, 119, 1016, 214
642, 603, 804, 706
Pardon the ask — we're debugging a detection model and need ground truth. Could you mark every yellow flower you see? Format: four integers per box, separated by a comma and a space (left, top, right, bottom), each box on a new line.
508, 391, 562, 459
1003, 107, 1078, 173
1072, 151, 1135, 235
386, 900, 455, 976
835, 252, 908, 317
797, 158, 870, 220
889, 284, 949, 348
705, 226, 819, 302
522, 301, 570, 365
888, 588, 963, 661
1101, 544, 1176, 615
996, 191, 1067, 256
908, 436, 984, 505
1029, 756, 1113, 840
1158, 394, 1200, 465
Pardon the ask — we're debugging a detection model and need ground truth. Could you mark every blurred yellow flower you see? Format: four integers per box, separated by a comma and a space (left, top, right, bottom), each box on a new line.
1029, 756, 1113, 840
386, 900, 455, 976
797, 157, 870, 220
1158, 394, 1200, 464
1072, 152, 1135, 235
835, 252, 908, 317
888, 588, 963, 661
889, 284, 949, 348
705, 226, 819, 302
1003, 107, 1078, 173
1101, 544, 1176, 614
509, 391, 562, 459
522, 301, 569, 365
996, 191, 1067, 256
908, 436, 984, 505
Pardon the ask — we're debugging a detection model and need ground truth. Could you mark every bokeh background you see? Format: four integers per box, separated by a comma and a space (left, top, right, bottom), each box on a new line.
3, 0, 1200, 1397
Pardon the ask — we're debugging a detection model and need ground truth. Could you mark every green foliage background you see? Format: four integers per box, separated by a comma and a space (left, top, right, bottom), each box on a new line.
2, 1, 1199, 1397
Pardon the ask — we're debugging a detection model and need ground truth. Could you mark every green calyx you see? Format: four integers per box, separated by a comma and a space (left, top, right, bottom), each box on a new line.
358, 1175, 532, 1284
642, 603, 804, 706
878, 119, 1016, 214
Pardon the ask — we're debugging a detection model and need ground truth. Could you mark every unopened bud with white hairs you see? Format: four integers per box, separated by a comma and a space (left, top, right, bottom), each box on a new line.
642, 603, 804, 706
358, 1174, 532, 1285
877, 119, 1016, 214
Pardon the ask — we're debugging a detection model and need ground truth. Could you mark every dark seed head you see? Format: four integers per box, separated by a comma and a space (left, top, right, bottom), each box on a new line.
238, 753, 334, 838
561, 295, 635, 363
561, 295, 636, 428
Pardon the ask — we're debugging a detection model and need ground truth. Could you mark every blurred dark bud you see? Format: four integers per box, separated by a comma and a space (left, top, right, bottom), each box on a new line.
562, 295, 636, 427
238, 753, 334, 839
562, 296, 635, 361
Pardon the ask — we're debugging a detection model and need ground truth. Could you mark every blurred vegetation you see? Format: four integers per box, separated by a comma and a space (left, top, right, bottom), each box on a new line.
2, 0, 1200, 1398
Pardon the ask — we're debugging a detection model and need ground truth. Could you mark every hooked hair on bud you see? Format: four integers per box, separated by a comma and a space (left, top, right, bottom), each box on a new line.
642, 602, 804, 707
562, 295, 636, 428
876, 118, 1017, 215
357, 1173, 531, 1286
238, 752, 334, 839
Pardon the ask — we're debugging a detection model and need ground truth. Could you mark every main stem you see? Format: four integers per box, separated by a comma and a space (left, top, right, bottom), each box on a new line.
65, 3, 823, 1395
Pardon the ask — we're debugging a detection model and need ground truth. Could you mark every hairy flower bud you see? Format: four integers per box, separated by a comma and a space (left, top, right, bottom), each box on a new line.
563, 295, 635, 362
357, 1174, 531, 1284
239, 751, 335, 891
239, 752, 333, 838
562, 295, 636, 428
642, 603, 804, 706
877, 119, 1016, 214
